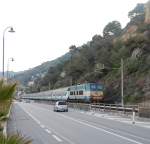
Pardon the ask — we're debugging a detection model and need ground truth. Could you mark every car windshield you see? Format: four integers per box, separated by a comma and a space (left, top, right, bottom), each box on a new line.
58, 102, 66, 105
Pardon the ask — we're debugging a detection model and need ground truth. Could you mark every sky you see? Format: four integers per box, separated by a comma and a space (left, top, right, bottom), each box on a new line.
0, 0, 148, 72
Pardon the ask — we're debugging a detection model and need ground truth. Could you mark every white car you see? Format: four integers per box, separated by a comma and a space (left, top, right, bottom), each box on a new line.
54, 101, 68, 112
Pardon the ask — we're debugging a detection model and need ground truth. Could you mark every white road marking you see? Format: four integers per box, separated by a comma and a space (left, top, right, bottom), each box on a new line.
21, 102, 150, 129
25, 109, 41, 124
74, 117, 150, 143
40, 124, 45, 128
17, 103, 75, 144
18, 103, 150, 143
84, 111, 150, 128
59, 114, 144, 144
52, 135, 62, 142
45, 129, 51, 134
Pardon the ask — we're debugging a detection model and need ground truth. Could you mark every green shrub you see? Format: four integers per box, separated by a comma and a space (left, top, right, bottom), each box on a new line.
0, 80, 16, 101
0, 123, 3, 132
0, 80, 16, 120
124, 95, 137, 104
0, 134, 32, 144
0, 100, 11, 120
137, 24, 150, 33
126, 59, 141, 74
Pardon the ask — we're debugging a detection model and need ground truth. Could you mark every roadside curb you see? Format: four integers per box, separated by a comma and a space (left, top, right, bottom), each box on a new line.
3, 104, 12, 137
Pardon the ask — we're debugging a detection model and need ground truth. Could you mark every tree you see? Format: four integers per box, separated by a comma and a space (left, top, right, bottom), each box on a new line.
69, 45, 77, 52
128, 3, 145, 19
103, 21, 122, 38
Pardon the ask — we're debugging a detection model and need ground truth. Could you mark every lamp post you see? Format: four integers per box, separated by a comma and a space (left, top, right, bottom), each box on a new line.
7, 57, 14, 81
2, 26, 15, 78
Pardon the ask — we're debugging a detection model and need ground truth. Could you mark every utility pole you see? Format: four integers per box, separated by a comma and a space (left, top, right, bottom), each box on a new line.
100, 59, 124, 106
69, 45, 76, 86
121, 58, 124, 107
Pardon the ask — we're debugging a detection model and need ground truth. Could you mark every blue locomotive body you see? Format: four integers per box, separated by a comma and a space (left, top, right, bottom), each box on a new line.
68, 83, 103, 103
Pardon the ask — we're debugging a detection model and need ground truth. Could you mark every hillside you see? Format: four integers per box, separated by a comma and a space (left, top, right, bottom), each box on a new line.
0, 71, 16, 77
15, 53, 70, 85
16, 1, 150, 104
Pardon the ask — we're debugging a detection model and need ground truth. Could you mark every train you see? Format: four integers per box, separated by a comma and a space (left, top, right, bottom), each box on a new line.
22, 83, 104, 103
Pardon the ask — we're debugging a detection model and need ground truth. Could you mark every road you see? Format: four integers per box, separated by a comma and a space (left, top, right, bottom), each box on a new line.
7, 102, 150, 144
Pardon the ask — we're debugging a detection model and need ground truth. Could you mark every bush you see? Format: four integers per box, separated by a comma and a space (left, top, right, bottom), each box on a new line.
126, 59, 141, 74
0, 80, 17, 137
0, 80, 16, 101
0, 134, 32, 144
0, 100, 11, 120
124, 95, 136, 104
138, 24, 150, 33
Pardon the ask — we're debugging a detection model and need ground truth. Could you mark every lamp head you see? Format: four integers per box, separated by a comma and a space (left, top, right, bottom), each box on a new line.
8, 27, 15, 33
11, 58, 14, 61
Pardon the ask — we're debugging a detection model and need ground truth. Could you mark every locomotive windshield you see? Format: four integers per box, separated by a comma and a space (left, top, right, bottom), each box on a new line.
90, 83, 102, 91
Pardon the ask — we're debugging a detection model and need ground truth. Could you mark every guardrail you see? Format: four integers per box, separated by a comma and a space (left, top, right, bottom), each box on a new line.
68, 103, 139, 115
22, 99, 150, 118
92, 103, 138, 112
22, 99, 139, 114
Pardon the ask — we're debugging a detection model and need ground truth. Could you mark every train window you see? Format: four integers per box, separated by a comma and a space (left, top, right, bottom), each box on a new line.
76, 91, 78, 95
97, 85, 103, 90
79, 90, 83, 95
91, 84, 96, 90
74, 91, 76, 95
70, 91, 73, 95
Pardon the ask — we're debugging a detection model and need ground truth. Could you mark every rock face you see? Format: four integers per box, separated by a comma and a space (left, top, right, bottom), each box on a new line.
145, 0, 150, 23
131, 48, 142, 59
121, 25, 138, 41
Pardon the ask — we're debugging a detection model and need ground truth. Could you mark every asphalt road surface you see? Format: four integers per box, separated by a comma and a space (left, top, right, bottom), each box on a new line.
7, 102, 150, 144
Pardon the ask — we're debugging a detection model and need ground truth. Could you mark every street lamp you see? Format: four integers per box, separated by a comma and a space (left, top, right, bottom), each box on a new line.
7, 57, 14, 80
2, 26, 15, 78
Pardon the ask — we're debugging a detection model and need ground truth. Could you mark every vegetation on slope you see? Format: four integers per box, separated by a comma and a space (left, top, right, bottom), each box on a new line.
16, 1, 150, 104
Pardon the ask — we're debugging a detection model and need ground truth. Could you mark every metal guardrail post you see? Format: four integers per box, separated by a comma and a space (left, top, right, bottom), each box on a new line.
132, 107, 136, 124
104, 104, 105, 111
137, 105, 140, 117
110, 104, 112, 112
123, 105, 125, 114
76, 103, 78, 110
116, 104, 119, 113
89, 104, 91, 111
99, 103, 101, 111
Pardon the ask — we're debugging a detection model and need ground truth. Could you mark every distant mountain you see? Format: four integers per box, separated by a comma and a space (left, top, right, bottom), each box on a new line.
0, 71, 17, 78
14, 53, 70, 85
